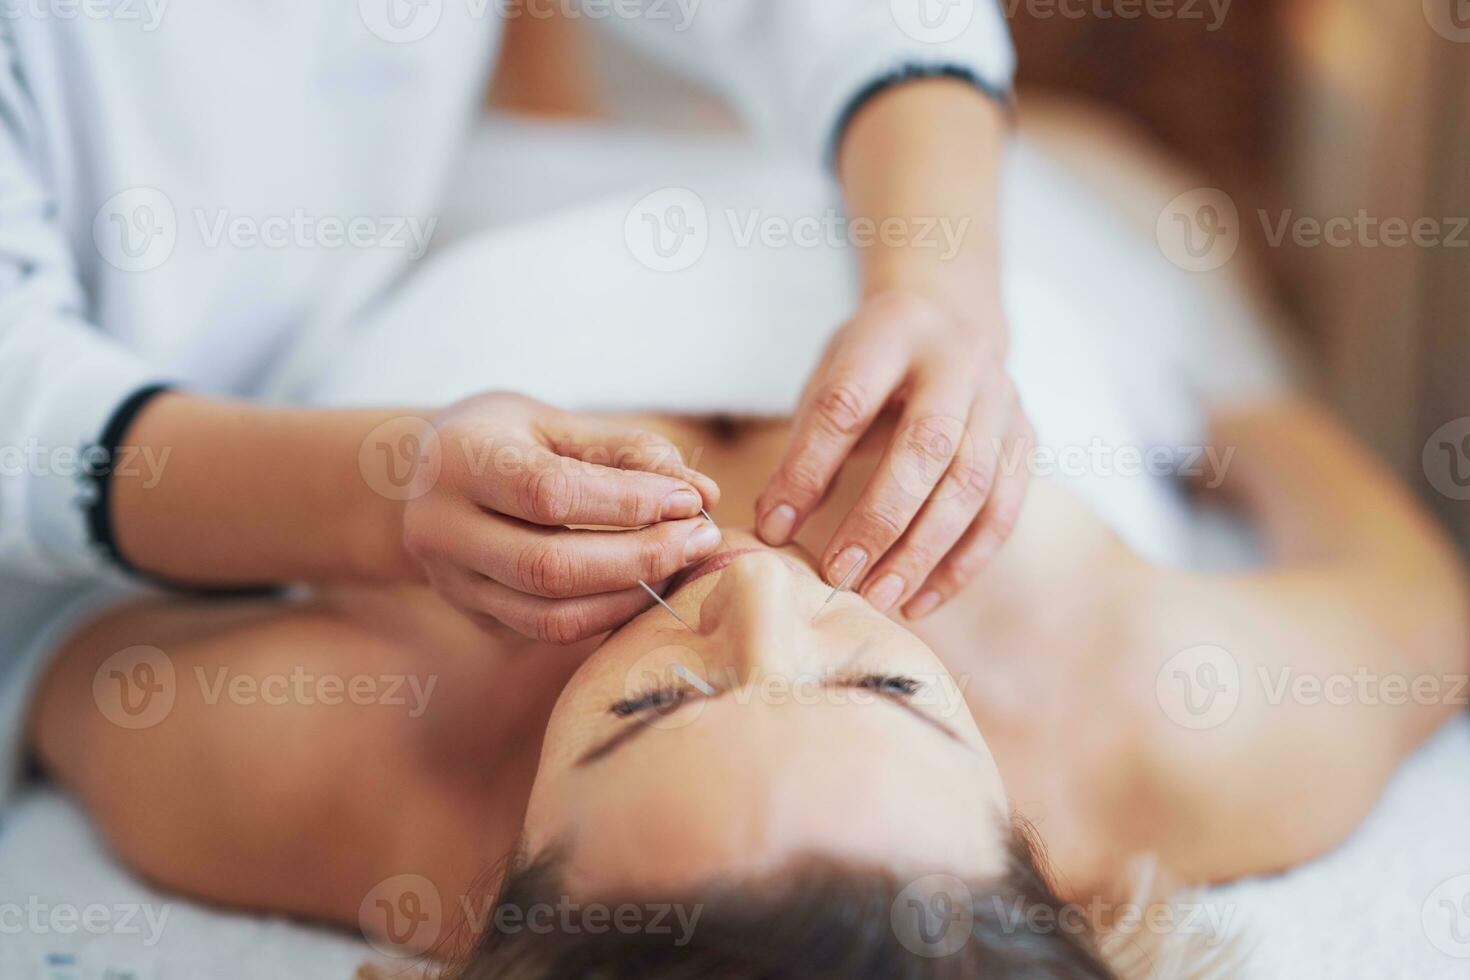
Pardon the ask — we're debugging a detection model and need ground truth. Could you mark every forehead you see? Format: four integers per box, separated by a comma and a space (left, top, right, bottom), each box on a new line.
549, 698, 1007, 893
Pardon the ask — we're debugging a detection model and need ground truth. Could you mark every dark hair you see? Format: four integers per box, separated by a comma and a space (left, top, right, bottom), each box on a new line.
442, 821, 1119, 979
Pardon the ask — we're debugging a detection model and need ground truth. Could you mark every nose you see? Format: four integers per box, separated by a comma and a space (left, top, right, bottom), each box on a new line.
695, 550, 825, 685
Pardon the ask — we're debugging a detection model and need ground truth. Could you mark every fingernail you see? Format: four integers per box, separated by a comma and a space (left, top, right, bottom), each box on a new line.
759, 503, 797, 545
828, 546, 868, 586
865, 574, 905, 613
685, 524, 723, 562
662, 489, 701, 520
905, 591, 942, 620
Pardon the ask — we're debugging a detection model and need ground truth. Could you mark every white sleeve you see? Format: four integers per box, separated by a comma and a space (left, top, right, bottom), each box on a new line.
592, 0, 1014, 166
0, 28, 167, 581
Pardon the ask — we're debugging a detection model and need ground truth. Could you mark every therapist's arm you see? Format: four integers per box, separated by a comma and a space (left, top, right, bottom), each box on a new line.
111, 391, 722, 644
110, 393, 420, 586
838, 77, 1007, 336
758, 79, 1032, 620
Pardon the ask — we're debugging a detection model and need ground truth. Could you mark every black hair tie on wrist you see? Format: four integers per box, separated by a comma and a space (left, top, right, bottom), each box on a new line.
83, 382, 175, 574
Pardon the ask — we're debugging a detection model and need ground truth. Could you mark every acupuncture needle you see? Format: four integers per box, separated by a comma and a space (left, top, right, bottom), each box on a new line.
814, 552, 867, 621
635, 509, 719, 632
672, 663, 716, 696
638, 580, 693, 631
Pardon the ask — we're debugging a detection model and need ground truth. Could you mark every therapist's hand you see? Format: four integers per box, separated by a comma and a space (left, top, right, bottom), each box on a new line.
402, 392, 722, 644
756, 291, 1033, 620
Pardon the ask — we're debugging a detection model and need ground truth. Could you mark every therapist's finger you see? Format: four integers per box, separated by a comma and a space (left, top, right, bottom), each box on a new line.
436, 568, 658, 645
756, 330, 909, 546
542, 418, 721, 509
856, 392, 1006, 613
903, 412, 1034, 620
438, 511, 722, 599
470, 442, 706, 528
817, 377, 974, 588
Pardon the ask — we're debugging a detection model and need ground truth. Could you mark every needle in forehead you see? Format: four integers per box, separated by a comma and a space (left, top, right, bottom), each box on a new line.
672, 663, 716, 696
815, 552, 867, 621
639, 580, 693, 631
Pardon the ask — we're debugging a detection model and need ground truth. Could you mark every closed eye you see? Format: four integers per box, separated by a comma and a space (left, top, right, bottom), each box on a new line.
584, 670, 962, 766
844, 673, 922, 698
607, 673, 924, 719
611, 685, 689, 718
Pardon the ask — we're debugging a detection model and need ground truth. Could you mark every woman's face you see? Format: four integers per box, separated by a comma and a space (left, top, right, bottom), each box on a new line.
522, 528, 1010, 896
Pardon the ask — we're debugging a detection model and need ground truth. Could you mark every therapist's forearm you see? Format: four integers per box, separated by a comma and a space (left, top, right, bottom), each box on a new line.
837, 78, 1008, 339
111, 392, 419, 587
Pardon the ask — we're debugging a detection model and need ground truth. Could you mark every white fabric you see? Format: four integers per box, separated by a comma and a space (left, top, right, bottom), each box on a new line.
596, 0, 1015, 163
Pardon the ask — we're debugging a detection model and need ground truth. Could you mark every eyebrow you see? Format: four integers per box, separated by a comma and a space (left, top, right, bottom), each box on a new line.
576, 686, 967, 767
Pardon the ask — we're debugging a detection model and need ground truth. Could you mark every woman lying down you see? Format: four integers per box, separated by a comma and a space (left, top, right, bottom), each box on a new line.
24, 358, 1469, 975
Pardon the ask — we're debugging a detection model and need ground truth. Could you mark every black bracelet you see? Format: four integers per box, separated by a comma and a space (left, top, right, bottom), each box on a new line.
828, 63, 1014, 171
83, 383, 175, 574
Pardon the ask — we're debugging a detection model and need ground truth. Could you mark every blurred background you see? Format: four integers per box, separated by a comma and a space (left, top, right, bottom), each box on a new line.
490, 0, 1470, 548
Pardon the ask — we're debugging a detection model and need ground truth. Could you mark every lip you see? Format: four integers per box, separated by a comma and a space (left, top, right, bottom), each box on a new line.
667, 547, 767, 594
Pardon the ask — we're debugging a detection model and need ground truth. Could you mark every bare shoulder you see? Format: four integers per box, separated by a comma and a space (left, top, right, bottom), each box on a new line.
1115, 559, 1466, 884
